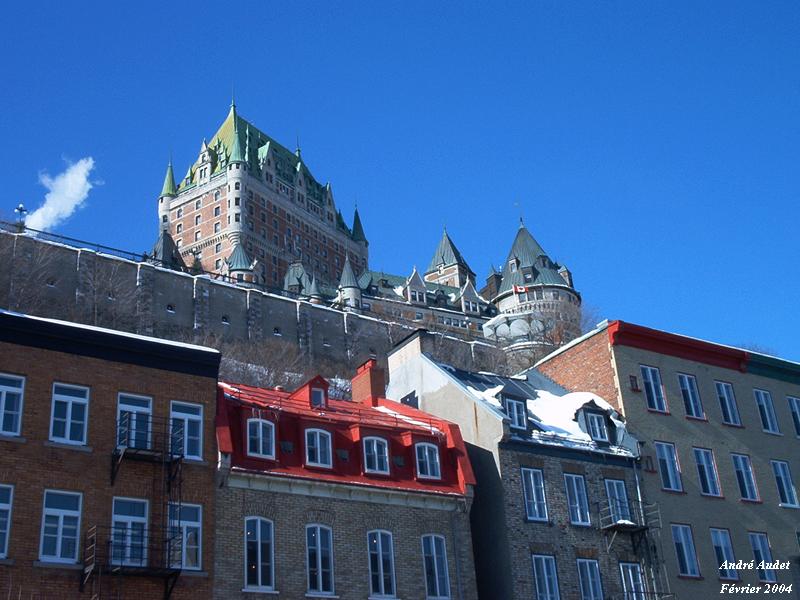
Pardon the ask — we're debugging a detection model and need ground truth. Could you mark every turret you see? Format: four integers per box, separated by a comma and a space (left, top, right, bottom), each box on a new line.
226, 243, 255, 284
226, 102, 246, 246
308, 277, 323, 305
337, 254, 362, 310
158, 161, 177, 231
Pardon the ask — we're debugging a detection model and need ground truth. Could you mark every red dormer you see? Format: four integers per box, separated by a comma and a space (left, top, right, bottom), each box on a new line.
290, 375, 329, 409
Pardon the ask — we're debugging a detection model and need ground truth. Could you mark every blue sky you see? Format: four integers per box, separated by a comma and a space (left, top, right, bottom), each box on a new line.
1, 2, 798, 358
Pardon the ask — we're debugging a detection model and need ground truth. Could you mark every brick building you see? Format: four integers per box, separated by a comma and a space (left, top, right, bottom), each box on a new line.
536, 320, 800, 598
386, 331, 664, 600
214, 360, 478, 599
0, 310, 220, 599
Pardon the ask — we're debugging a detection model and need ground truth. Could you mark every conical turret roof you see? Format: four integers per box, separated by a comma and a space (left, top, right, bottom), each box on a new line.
339, 255, 360, 289
497, 222, 570, 294
228, 104, 246, 164
226, 243, 252, 272
150, 230, 186, 272
308, 276, 322, 298
351, 209, 367, 244
160, 161, 177, 197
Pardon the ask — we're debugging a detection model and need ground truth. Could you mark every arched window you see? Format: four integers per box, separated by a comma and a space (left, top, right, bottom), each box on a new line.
305, 429, 332, 467
246, 419, 275, 459
363, 437, 389, 474
244, 517, 274, 591
415, 442, 441, 479
306, 524, 334, 594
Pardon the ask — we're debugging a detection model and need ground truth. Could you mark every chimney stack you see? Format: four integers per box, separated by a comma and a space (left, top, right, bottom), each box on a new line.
352, 360, 386, 407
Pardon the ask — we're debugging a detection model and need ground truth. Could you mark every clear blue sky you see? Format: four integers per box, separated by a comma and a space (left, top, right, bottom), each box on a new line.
1, 2, 798, 358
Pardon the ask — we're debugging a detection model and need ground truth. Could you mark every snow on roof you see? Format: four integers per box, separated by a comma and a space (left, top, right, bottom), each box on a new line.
373, 405, 442, 434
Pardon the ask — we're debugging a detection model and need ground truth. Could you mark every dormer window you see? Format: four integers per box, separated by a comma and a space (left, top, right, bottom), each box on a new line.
587, 413, 609, 442
310, 388, 326, 409
415, 442, 441, 480
506, 398, 527, 430
509, 260, 517, 272
363, 437, 389, 474
247, 418, 275, 459
305, 429, 332, 468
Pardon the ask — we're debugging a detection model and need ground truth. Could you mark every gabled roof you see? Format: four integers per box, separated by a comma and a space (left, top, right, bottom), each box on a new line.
406, 267, 427, 291
338, 255, 360, 289
426, 229, 473, 275
226, 243, 252, 272
150, 230, 186, 271
160, 161, 177, 197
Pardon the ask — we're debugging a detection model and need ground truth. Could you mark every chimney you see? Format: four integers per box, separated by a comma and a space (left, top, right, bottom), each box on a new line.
352, 360, 386, 407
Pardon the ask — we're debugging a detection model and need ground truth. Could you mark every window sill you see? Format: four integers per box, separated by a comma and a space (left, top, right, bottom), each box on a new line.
699, 493, 725, 500
0, 558, 14, 566
646, 408, 670, 415
44, 441, 92, 452
721, 422, 744, 429
761, 430, 783, 436
778, 503, 800, 509
525, 517, 550, 525
183, 458, 209, 465
0, 434, 25, 444
33, 560, 82, 570
685, 415, 708, 422
305, 594, 338, 599
181, 570, 208, 577
569, 522, 593, 528
677, 574, 703, 580
660, 488, 686, 495
242, 588, 279, 595
740, 498, 762, 504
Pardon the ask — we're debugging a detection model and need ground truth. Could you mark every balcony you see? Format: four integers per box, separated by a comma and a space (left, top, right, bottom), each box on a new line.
111, 414, 184, 484
598, 498, 660, 533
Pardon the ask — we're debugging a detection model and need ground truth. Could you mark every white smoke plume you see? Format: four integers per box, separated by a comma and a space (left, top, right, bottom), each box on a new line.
26, 157, 96, 231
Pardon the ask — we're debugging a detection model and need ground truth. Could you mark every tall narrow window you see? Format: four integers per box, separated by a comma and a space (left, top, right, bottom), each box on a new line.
754, 389, 780, 434
640, 365, 666, 412
247, 419, 275, 459
586, 413, 608, 442
111, 497, 148, 566
564, 473, 590, 525
0, 486, 13, 559
671, 524, 700, 577
749, 532, 776, 582
117, 394, 152, 450
422, 535, 449, 599
771, 460, 799, 507
521, 468, 548, 522
50, 383, 89, 445
171, 401, 202, 460
506, 398, 527, 429
788, 396, 800, 436
367, 530, 395, 597
655, 442, 683, 491
0, 374, 24, 436
678, 373, 705, 419
306, 429, 332, 468
715, 382, 741, 426
577, 558, 602, 600
693, 448, 722, 497
531, 554, 560, 600
619, 563, 646, 600
244, 517, 274, 591
416, 443, 441, 479
732, 454, 759, 501
710, 528, 737, 580
364, 437, 389, 474
169, 503, 201, 570
604, 479, 631, 522
39, 490, 82, 563
307, 524, 334, 594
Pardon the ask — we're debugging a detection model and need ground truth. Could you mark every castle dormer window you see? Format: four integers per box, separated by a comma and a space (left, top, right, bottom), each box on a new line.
586, 413, 609, 442
505, 398, 527, 430
509, 260, 517, 272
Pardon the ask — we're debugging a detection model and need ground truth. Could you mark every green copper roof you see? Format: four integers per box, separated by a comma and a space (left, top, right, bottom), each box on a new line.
426, 229, 473, 275
226, 243, 252, 272
160, 162, 177, 197
308, 276, 322, 298
339, 255, 360, 289
496, 223, 571, 295
352, 209, 367, 244
150, 230, 186, 272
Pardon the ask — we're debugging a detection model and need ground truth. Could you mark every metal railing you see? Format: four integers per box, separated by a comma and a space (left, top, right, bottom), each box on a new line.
84, 524, 183, 575
598, 498, 660, 531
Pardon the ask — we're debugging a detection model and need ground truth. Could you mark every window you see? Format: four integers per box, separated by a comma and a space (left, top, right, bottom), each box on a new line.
655, 442, 683, 491
195, 215, 201, 225
364, 437, 389, 474
247, 419, 275, 459
307, 525, 334, 594
506, 398, 527, 429
577, 558, 602, 600
678, 373, 704, 419
715, 382, 741, 426
50, 383, 89, 445
39, 490, 81, 563
788, 396, 800, 436
171, 402, 202, 460
771, 460, 799, 507
531, 554, 559, 600
0, 486, 12, 558
640, 365, 666, 412
422, 535, 449, 599
176, 223, 183, 234
368, 530, 395, 597
710, 528, 737, 580
564, 473, 590, 525
586, 413, 608, 442
605, 479, 631, 522
214, 206, 221, 217
117, 394, 152, 449
416, 443, 441, 480
0, 374, 24, 436
111, 497, 148, 566
214, 222, 221, 233
749, 532, 776, 582
169, 503, 201, 570
754, 389, 780, 433
194, 231, 201, 241
311, 388, 326, 408
693, 448, 722, 497
521, 468, 548, 521
619, 563, 646, 600
305, 429, 332, 468
671, 524, 700, 577
732, 454, 760, 501
245, 517, 274, 591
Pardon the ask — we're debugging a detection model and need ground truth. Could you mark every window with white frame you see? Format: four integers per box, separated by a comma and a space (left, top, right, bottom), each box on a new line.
50, 383, 89, 445
111, 497, 148, 566
0, 374, 24, 436
604, 479, 631, 522
586, 413, 608, 442
416, 443, 441, 480
788, 396, 800, 436
244, 517, 274, 591
521, 468, 548, 522
422, 534, 449, 599
39, 490, 82, 563
169, 503, 201, 570
577, 558, 602, 600
732, 454, 759, 501
619, 563, 646, 600
754, 389, 780, 434
715, 381, 741, 426
367, 529, 395, 597
678, 373, 705, 419
640, 365, 666, 412
306, 429, 332, 468
117, 394, 152, 450
671, 524, 700, 577
0, 485, 13, 558
655, 442, 682, 491
771, 460, 799, 507
171, 401, 202, 460
531, 554, 560, 600
247, 419, 275, 459
564, 473, 590, 525
710, 528, 737, 580
749, 532, 776, 582
506, 398, 527, 429
364, 437, 389, 474
693, 448, 722, 497
307, 524, 334, 594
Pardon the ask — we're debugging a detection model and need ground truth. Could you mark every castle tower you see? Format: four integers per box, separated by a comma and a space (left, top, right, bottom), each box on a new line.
226, 102, 246, 247
158, 161, 177, 231
424, 228, 475, 288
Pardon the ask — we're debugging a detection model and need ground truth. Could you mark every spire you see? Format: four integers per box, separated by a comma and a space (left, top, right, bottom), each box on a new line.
229, 104, 245, 164
339, 255, 360, 289
351, 208, 367, 244
150, 230, 186, 272
426, 228, 473, 275
308, 276, 322, 299
160, 161, 177, 197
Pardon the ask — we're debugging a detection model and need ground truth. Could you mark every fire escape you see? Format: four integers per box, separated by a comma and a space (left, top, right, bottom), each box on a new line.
80, 414, 184, 600
598, 497, 676, 600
